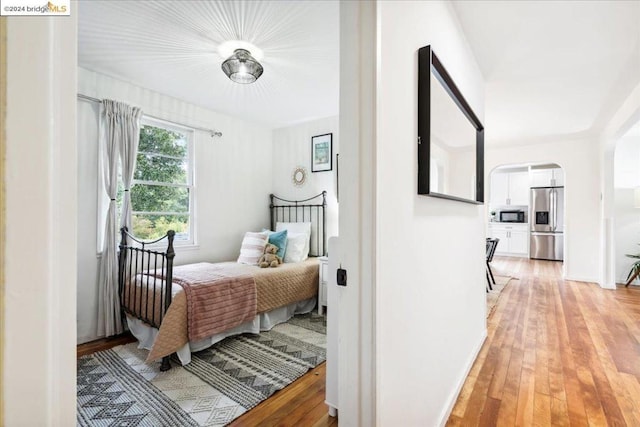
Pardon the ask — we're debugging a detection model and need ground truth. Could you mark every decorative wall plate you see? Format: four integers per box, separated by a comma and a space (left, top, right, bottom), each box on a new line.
292, 166, 307, 187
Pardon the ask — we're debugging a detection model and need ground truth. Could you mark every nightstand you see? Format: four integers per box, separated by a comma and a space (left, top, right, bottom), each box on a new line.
318, 256, 329, 315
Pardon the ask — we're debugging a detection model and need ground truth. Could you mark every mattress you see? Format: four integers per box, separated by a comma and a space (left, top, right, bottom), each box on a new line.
122, 258, 320, 362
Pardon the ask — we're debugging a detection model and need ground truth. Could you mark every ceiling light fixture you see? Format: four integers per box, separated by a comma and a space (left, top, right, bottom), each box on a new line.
221, 48, 263, 84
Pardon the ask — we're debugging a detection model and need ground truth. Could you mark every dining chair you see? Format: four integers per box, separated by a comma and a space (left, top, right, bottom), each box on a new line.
486, 238, 499, 292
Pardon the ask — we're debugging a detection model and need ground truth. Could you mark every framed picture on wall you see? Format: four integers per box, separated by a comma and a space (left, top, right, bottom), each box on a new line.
311, 133, 333, 172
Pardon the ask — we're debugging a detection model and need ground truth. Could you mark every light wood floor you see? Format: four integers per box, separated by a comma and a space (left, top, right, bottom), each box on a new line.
229, 362, 336, 427
77, 333, 136, 357
448, 256, 640, 426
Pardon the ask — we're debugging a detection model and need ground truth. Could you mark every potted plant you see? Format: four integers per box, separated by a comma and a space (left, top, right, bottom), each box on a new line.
625, 248, 640, 287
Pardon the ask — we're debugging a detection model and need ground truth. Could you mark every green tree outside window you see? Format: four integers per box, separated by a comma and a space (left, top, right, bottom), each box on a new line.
129, 124, 192, 241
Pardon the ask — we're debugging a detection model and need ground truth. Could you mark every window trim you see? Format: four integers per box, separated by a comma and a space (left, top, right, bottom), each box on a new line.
96, 115, 199, 254
132, 116, 196, 247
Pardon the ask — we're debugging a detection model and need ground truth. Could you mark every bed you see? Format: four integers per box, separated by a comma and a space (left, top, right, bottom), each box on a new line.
118, 192, 327, 370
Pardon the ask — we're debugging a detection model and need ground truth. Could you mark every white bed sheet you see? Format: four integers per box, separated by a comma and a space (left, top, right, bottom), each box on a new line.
127, 296, 317, 365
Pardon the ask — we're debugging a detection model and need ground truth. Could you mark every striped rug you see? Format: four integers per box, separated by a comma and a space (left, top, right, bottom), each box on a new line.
77, 312, 326, 427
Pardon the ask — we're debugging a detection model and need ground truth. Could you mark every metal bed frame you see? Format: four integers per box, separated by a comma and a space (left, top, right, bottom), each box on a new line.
118, 228, 175, 370
118, 191, 327, 371
269, 191, 327, 257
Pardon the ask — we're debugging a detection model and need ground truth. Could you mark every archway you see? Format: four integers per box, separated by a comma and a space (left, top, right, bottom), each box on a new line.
488, 163, 566, 270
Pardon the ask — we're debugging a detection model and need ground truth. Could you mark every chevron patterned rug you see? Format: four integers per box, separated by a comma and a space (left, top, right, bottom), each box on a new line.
77, 313, 326, 427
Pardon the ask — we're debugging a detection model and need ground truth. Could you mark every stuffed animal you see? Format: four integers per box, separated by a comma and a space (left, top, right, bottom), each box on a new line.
259, 243, 282, 268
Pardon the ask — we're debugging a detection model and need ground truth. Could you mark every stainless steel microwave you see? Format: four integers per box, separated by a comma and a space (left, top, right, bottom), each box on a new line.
500, 210, 525, 223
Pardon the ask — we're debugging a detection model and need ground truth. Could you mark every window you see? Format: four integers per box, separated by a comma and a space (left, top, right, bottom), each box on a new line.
130, 118, 195, 245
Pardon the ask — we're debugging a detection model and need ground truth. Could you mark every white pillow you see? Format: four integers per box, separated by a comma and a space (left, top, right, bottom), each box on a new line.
284, 232, 308, 263
276, 221, 311, 236
276, 222, 311, 257
237, 231, 268, 265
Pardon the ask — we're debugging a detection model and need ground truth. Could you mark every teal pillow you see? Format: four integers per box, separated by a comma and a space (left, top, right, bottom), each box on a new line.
263, 229, 288, 259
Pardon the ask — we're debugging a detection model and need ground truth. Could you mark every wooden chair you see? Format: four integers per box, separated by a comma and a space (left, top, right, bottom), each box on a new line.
486, 238, 499, 292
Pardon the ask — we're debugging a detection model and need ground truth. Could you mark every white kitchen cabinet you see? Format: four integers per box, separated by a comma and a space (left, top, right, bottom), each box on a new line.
318, 256, 328, 315
530, 167, 564, 187
490, 173, 510, 206
488, 223, 529, 257
509, 172, 530, 205
490, 171, 529, 206
509, 230, 529, 255
490, 228, 509, 253
551, 167, 564, 186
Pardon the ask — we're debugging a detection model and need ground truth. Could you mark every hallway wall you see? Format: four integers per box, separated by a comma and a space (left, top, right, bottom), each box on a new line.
376, 2, 487, 425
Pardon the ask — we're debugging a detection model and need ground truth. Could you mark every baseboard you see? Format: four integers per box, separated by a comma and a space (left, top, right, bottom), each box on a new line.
599, 282, 617, 290
613, 282, 639, 288
494, 252, 528, 258
437, 329, 487, 427
562, 275, 599, 284
77, 334, 104, 345
615, 278, 640, 288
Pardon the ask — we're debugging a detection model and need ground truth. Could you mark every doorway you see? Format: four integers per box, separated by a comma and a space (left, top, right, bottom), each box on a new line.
613, 120, 640, 286
488, 163, 566, 268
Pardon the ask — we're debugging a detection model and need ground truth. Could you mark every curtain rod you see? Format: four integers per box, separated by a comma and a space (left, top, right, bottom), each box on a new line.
77, 93, 223, 138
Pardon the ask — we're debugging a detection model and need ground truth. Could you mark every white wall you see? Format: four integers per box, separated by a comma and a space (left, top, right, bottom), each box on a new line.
77, 68, 274, 343
376, 2, 487, 425
77, 98, 101, 344
486, 138, 601, 282
4, 17, 77, 425
613, 189, 640, 284
613, 128, 640, 284
614, 129, 640, 188
272, 116, 339, 242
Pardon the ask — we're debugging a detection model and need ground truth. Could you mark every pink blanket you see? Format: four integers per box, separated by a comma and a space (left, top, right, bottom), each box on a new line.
157, 262, 256, 342
139, 260, 319, 362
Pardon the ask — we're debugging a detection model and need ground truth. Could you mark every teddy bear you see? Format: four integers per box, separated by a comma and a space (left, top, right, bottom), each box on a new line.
259, 243, 282, 268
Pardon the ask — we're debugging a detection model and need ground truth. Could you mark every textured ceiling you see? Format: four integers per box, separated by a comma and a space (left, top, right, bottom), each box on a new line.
452, 0, 640, 146
78, 0, 339, 128
79, 1, 639, 142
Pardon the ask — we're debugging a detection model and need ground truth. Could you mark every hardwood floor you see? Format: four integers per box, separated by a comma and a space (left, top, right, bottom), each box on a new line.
77, 332, 336, 426
228, 363, 337, 427
80, 256, 640, 426
76, 332, 136, 357
448, 256, 640, 426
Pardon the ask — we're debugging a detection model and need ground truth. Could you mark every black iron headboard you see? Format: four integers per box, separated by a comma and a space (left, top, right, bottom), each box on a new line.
269, 191, 327, 257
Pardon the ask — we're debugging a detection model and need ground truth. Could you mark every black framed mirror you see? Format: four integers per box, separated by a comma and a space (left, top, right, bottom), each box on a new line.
417, 45, 484, 204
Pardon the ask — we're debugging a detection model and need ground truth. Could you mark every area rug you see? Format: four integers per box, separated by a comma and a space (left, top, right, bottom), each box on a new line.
77, 312, 326, 427
487, 275, 515, 318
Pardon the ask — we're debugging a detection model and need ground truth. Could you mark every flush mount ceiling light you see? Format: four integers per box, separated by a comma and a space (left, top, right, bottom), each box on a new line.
218, 40, 264, 61
221, 48, 264, 84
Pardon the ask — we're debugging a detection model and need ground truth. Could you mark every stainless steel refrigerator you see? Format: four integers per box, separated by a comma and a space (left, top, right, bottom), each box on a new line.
530, 187, 564, 261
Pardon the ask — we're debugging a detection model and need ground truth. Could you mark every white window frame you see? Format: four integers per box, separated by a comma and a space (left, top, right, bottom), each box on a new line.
96, 116, 197, 253
134, 116, 196, 247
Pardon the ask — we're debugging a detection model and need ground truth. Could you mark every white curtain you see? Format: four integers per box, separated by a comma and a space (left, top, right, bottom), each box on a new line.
97, 100, 142, 337
119, 103, 142, 231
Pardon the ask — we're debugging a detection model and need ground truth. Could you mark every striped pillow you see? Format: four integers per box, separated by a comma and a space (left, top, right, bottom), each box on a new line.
237, 232, 269, 265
